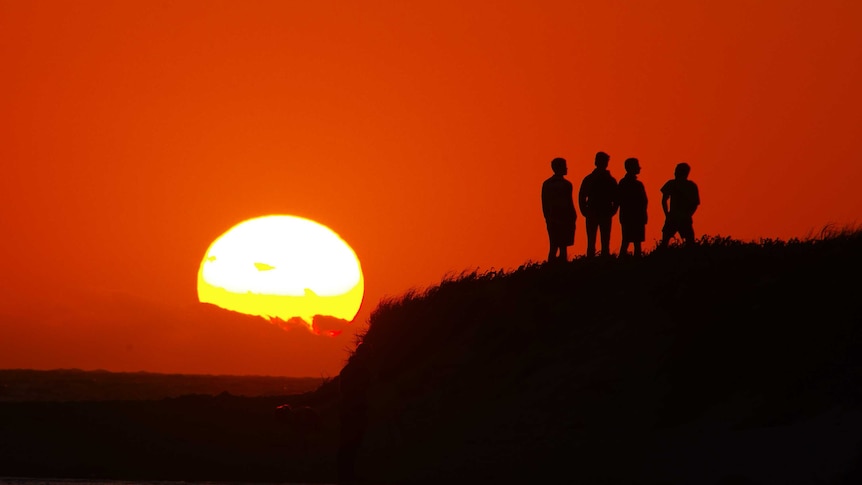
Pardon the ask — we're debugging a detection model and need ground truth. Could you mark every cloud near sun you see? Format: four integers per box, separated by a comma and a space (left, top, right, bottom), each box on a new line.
197, 215, 364, 332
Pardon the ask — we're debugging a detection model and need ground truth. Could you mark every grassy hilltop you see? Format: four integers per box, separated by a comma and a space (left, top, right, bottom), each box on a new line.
312, 229, 862, 484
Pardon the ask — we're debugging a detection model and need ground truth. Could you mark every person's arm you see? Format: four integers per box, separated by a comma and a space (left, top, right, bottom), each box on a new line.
662, 193, 670, 217
691, 184, 700, 216
578, 178, 589, 216
641, 183, 648, 223
541, 184, 550, 221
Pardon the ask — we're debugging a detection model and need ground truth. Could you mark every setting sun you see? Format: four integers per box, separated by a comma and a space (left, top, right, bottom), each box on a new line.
197, 215, 364, 328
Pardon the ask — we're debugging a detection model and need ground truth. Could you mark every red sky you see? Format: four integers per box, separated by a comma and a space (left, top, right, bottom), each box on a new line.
1, 1, 860, 377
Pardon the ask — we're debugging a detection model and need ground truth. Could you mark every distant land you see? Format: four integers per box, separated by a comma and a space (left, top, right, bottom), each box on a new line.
0, 368, 324, 401
1, 230, 861, 484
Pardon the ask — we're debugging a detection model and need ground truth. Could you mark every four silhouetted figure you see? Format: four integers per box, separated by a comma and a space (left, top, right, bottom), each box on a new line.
659, 162, 700, 248
617, 157, 648, 257
541, 157, 577, 262
540, 154, 702, 258
579, 151, 618, 257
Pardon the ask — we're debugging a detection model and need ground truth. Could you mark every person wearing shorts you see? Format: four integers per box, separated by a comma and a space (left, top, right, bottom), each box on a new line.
659, 162, 700, 247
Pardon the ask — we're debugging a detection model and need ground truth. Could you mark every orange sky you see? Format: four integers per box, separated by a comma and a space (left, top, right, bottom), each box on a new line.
1, 1, 860, 377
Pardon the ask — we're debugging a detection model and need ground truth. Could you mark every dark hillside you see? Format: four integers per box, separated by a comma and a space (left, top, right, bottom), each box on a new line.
319, 232, 862, 484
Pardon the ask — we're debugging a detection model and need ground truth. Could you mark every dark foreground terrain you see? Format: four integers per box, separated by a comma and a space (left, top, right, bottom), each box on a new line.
0, 372, 330, 482
0, 369, 324, 402
2, 231, 861, 484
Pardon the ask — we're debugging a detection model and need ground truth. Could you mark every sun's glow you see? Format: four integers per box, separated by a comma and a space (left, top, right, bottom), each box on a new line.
197, 215, 364, 329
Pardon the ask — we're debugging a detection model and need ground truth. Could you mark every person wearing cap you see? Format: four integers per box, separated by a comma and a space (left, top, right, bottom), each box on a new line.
659, 162, 700, 248
617, 157, 648, 257
541, 157, 577, 262
578, 151, 618, 257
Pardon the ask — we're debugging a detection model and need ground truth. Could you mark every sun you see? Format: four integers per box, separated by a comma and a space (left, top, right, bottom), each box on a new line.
197, 215, 364, 330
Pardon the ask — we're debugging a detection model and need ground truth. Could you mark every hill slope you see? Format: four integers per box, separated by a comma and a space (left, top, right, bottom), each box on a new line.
320, 232, 862, 484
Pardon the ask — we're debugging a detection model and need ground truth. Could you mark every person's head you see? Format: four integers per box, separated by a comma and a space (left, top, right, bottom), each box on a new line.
595, 151, 610, 169
624, 157, 641, 175
674, 162, 691, 180
551, 157, 567, 175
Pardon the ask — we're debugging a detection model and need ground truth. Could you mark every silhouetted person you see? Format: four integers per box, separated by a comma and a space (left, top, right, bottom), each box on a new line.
659, 162, 700, 248
337, 355, 371, 484
541, 157, 576, 262
579, 151, 618, 257
617, 157, 648, 257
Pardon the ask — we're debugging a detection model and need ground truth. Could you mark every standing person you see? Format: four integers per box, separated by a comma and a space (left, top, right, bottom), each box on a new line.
659, 162, 700, 248
578, 151, 618, 257
617, 157, 648, 257
541, 157, 577, 262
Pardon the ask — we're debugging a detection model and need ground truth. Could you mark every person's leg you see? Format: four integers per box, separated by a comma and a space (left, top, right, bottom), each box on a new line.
585, 218, 598, 257
599, 217, 612, 257
659, 219, 675, 248
633, 224, 644, 256
548, 228, 562, 262
680, 223, 695, 245
619, 223, 629, 256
